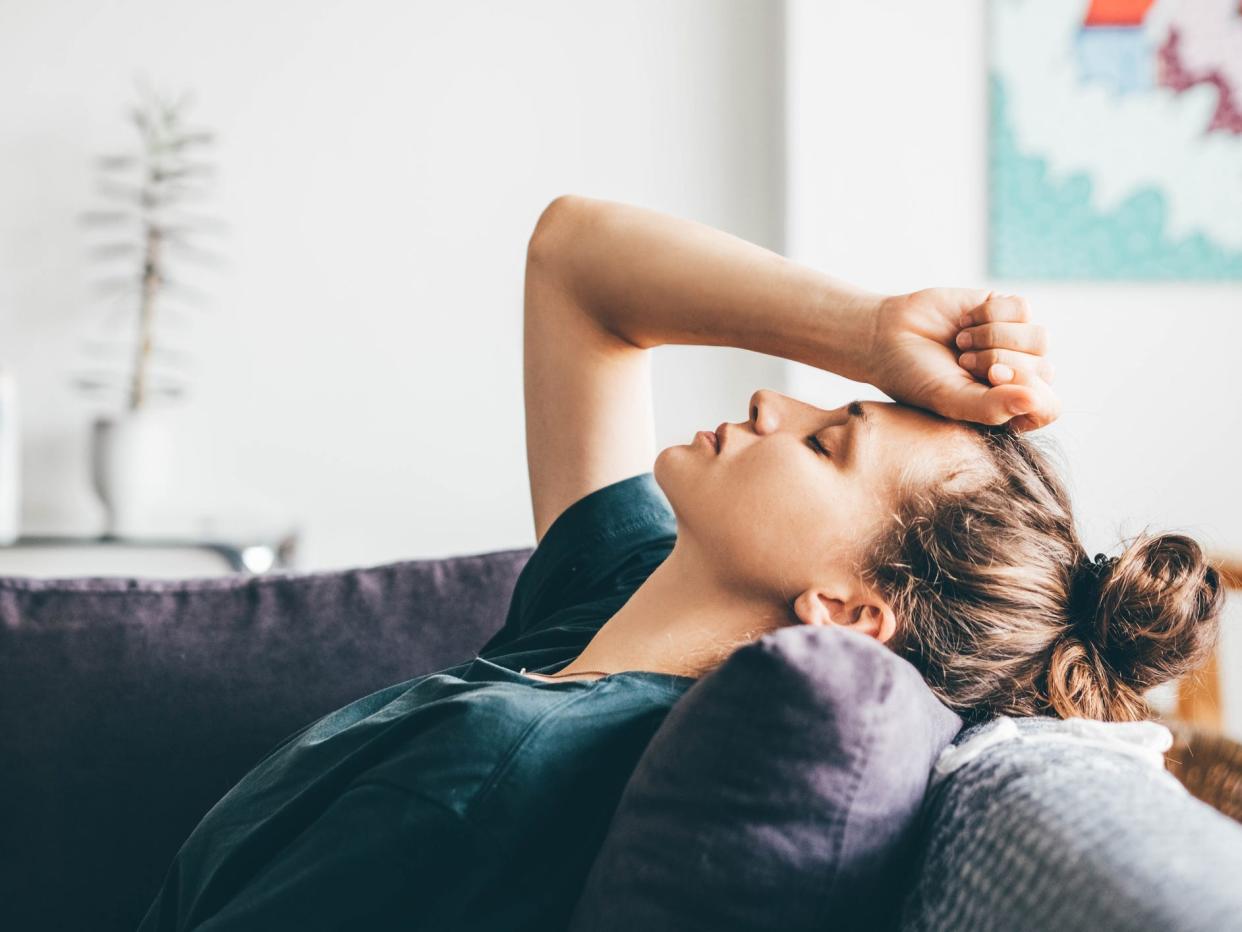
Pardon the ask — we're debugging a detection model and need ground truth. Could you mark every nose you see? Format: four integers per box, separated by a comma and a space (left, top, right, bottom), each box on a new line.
748, 388, 785, 436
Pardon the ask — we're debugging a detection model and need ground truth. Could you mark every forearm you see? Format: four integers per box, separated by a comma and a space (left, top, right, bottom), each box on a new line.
530, 195, 881, 383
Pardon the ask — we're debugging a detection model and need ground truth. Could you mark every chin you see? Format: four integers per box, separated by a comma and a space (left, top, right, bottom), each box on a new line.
653, 442, 709, 525
652, 444, 677, 490
653, 443, 694, 503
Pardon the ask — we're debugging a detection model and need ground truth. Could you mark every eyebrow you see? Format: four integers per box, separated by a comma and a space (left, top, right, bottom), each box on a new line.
844, 400, 870, 462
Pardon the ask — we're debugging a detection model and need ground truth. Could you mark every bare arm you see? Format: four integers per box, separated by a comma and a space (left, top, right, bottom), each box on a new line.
523, 195, 1056, 540
523, 195, 880, 540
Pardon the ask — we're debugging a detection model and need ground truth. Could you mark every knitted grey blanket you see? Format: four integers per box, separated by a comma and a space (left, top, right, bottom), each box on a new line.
899, 716, 1242, 932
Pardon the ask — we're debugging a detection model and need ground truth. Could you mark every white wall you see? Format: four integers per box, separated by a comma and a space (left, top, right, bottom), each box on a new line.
785, 0, 1242, 733
0, 0, 786, 568
10, 0, 1235, 724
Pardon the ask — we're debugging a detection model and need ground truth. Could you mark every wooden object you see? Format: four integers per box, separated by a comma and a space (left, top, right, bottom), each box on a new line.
1174, 554, 1242, 728
1165, 722, 1242, 825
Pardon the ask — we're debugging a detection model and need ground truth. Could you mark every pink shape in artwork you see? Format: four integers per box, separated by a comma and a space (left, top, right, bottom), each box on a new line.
1157, 0, 1242, 135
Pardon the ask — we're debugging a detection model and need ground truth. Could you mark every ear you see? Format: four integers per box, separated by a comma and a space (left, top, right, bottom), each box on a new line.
792, 587, 897, 645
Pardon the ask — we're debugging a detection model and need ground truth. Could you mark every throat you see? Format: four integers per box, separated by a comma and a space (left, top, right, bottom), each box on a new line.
554, 543, 788, 680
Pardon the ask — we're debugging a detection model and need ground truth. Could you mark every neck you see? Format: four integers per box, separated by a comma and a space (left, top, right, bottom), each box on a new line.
555, 539, 792, 679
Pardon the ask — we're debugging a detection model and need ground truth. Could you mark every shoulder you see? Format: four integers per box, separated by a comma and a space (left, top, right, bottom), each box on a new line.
480, 472, 677, 656
444, 671, 687, 755
463, 674, 691, 817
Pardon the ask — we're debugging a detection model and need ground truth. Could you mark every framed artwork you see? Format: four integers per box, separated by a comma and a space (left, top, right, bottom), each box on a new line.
989, 0, 1242, 279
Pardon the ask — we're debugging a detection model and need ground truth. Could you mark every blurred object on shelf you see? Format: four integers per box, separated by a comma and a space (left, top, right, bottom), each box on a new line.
91, 404, 177, 537
0, 524, 298, 578
77, 79, 225, 537
0, 365, 18, 545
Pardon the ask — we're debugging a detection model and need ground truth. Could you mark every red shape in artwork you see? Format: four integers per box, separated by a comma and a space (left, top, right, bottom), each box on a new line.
1083, 0, 1158, 27
1157, 28, 1242, 135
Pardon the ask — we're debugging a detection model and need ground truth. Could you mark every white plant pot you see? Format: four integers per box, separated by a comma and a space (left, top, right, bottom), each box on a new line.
92, 408, 176, 537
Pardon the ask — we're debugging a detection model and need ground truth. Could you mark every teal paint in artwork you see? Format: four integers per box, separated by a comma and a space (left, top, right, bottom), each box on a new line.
988, 74, 1242, 280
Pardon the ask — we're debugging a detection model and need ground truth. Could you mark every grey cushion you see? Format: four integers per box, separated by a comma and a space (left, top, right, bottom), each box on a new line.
899, 717, 1242, 932
0, 549, 529, 932
570, 625, 963, 932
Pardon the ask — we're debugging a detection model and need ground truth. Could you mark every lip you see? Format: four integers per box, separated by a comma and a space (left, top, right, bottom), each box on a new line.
695, 430, 720, 453
714, 422, 728, 453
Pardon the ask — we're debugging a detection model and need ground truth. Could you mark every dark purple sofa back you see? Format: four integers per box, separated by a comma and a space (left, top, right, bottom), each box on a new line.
0, 548, 531, 932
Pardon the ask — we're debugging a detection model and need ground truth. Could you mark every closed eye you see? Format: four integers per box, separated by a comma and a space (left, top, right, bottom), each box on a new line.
805, 433, 831, 457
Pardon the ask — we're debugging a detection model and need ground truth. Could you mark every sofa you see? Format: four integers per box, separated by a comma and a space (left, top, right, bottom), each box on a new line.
3, 548, 1242, 932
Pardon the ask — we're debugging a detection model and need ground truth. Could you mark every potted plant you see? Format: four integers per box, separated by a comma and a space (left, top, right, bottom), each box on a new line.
77, 81, 220, 537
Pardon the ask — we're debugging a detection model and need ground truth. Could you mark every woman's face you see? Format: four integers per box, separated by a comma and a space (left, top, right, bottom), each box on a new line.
654, 389, 982, 600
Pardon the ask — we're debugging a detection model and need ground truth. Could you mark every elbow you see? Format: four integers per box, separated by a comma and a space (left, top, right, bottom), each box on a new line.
526, 194, 588, 270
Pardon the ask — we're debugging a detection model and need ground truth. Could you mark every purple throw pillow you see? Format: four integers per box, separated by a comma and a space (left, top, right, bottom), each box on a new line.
569, 625, 962, 932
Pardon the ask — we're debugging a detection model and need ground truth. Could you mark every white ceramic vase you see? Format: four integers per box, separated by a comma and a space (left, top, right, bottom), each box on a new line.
91, 407, 176, 537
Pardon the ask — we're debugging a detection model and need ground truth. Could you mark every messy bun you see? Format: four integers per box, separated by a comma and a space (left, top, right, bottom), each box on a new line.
865, 425, 1227, 724
1048, 534, 1224, 721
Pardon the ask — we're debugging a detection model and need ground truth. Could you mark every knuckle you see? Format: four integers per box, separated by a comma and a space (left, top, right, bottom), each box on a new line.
1034, 324, 1049, 352
991, 294, 1017, 321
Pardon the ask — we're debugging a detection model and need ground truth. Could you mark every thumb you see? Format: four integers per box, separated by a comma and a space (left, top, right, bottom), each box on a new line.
934, 377, 1035, 427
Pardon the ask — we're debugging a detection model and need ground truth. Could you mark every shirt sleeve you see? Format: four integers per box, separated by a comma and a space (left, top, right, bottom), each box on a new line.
477, 472, 676, 656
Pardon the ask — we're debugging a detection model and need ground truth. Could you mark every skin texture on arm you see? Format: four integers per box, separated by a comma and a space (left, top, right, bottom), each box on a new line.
522, 194, 1058, 541
523, 194, 877, 541
522, 200, 660, 542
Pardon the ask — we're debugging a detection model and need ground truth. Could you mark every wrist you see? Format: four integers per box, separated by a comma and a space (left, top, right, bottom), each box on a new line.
809, 283, 885, 384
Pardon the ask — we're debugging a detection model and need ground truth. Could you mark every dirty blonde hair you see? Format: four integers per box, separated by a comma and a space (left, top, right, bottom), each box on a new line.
862, 424, 1225, 724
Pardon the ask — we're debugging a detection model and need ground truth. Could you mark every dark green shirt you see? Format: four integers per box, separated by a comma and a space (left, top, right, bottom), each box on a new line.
138, 472, 693, 931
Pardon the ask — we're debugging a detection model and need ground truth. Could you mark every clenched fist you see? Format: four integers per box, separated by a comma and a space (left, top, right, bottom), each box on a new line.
865, 289, 1059, 433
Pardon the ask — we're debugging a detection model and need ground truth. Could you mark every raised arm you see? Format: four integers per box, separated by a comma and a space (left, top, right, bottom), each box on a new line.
522, 195, 1057, 540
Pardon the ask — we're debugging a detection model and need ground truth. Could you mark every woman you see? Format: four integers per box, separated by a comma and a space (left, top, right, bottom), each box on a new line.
139, 196, 1221, 931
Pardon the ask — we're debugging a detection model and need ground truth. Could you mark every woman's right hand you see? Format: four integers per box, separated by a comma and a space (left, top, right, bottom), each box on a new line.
864, 289, 1060, 433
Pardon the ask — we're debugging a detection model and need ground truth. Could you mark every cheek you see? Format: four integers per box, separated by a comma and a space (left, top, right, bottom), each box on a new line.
727, 448, 812, 523
684, 443, 843, 583
737, 451, 838, 550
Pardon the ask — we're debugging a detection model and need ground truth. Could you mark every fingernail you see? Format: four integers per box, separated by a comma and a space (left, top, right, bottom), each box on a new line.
959, 352, 976, 368
956, 331, 972, 349
992, 363, 1013, 382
